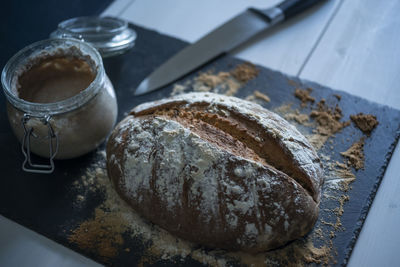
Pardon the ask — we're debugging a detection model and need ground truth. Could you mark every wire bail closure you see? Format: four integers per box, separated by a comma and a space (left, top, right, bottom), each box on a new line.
21, 114, 59, 174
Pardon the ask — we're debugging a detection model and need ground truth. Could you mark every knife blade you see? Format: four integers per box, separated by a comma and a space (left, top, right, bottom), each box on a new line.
134, 0, 326, 96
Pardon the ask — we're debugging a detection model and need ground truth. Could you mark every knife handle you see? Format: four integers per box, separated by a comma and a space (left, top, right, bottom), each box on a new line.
278, 0, 326, 20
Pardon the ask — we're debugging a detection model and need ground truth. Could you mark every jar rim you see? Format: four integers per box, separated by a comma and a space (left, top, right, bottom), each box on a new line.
58, 16, 127, 37
1, 38, 105, 116
50, 16, 136, 58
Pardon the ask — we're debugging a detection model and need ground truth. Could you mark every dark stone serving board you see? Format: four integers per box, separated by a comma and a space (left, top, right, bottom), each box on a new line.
1, 23, 399, 266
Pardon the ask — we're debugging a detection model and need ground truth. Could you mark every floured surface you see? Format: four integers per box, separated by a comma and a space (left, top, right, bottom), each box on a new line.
68, 63, 398, 266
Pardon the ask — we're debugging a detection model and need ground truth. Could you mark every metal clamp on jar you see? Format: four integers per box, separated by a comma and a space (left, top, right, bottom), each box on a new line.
1, 17, 136, 173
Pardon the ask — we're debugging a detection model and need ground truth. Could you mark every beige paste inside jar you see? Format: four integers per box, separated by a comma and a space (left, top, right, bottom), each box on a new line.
17, 56, 95, 103
7, 49, 118, 160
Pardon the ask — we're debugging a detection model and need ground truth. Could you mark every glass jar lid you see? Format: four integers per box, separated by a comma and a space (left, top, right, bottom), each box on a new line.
50, 16, 136, 58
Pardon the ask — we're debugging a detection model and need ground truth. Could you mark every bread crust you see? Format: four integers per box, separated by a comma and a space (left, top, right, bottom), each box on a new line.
106, 92, 323, 252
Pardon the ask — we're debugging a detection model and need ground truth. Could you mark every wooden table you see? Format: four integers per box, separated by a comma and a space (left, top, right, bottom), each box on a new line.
1, 0, 399, 266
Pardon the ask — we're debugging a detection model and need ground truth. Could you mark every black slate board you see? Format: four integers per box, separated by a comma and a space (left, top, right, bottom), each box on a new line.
1, 23, 399, 266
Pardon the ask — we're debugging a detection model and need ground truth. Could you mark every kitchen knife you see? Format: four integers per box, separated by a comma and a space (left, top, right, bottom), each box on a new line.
134, 0, 326, 96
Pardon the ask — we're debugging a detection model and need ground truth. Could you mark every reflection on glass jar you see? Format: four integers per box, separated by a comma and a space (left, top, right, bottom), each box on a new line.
1, 38, 118, 173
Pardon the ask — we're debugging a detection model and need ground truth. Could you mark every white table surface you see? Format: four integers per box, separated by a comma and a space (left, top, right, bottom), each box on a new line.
1, 0, 400, 266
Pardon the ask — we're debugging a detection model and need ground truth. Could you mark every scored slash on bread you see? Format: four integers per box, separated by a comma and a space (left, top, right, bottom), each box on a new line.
106, 92, 324, 253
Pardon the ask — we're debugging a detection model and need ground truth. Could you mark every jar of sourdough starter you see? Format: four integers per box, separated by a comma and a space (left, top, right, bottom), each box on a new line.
1, 38, 117, 173
2, 17, 136, 173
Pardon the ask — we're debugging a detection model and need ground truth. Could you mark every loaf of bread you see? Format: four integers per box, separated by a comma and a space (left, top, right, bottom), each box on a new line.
106, 92, 323, 253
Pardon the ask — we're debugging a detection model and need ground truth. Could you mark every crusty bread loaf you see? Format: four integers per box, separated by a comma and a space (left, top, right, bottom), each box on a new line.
106, 92, 323, 253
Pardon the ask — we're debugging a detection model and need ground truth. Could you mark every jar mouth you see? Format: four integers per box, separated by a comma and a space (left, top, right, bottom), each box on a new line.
1, 38, 104, 116
57, 16, 127, 37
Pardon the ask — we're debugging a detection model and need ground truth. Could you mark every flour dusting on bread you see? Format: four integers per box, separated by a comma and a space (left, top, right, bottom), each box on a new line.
107, 93, 323, 253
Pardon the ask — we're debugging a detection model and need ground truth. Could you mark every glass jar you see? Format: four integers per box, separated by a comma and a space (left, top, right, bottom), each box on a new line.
1, 38, 118, 173
50, 16, 137, 58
